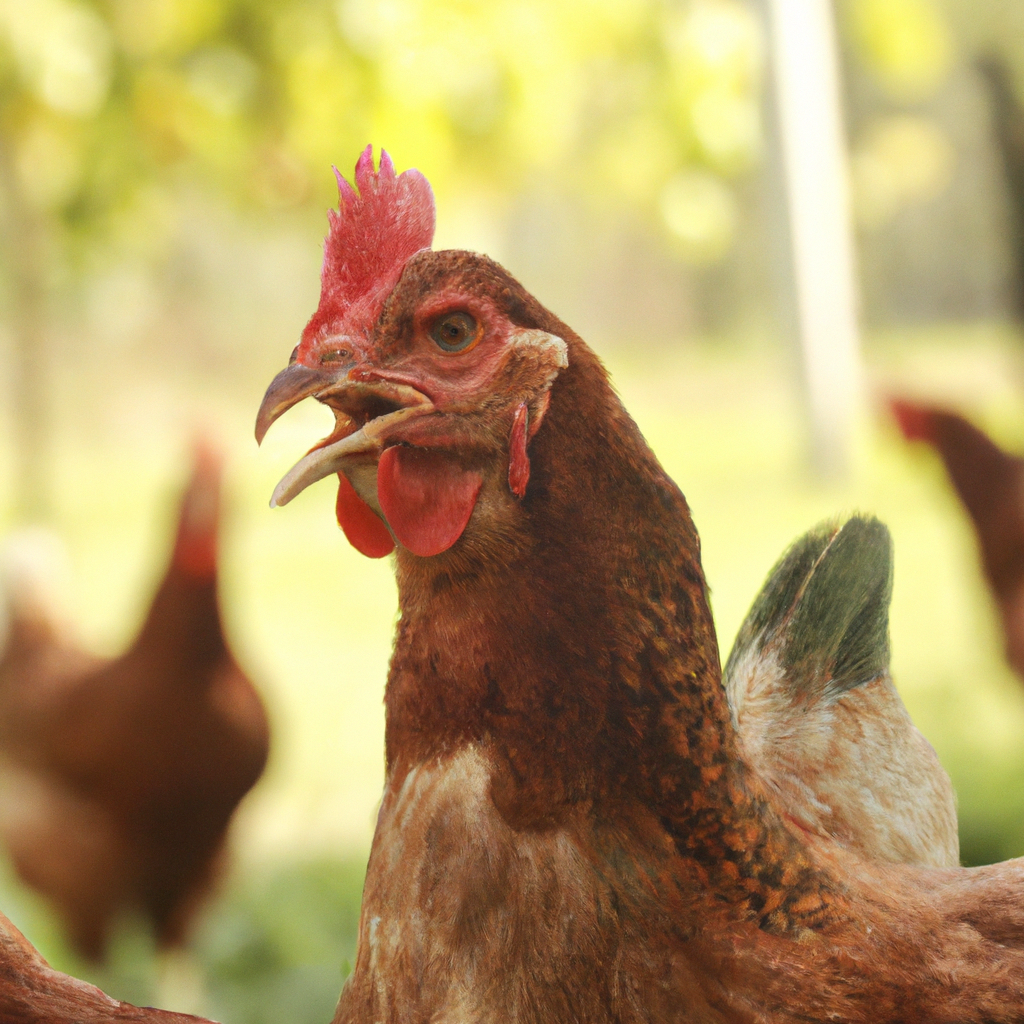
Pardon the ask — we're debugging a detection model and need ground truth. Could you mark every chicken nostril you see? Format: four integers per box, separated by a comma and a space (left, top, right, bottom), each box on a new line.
349, 367, 381, 383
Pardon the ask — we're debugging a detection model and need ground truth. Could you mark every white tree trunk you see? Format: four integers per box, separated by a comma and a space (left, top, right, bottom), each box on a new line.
766, 0, 862, 478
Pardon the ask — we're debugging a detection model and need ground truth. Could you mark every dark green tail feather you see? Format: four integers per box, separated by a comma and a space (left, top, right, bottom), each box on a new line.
725, 516, 894, 700
725, 523, 837, 666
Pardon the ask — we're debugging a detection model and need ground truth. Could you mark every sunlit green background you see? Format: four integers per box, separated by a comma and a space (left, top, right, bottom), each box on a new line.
1, 0, 1024, 1020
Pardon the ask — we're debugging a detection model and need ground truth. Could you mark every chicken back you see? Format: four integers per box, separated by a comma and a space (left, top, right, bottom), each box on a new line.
725, 516, 958, 869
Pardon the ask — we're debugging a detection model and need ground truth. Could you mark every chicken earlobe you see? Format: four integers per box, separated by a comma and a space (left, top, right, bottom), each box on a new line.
725, 516, 959, 869
506, 329, 569, 406
500, 329, 567, 502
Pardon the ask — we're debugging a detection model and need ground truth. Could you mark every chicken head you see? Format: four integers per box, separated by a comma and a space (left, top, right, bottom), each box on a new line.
256, 147, 568, 561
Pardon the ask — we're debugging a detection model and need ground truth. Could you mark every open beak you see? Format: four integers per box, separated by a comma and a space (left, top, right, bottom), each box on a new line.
255, 361, 434, 508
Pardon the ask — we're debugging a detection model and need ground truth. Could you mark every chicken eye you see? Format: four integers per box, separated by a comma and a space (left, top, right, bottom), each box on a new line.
429, 311, 480, 353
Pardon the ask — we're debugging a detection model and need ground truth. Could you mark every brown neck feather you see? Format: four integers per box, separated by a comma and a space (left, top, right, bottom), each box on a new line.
386, 332, 725, 804
128, 567, 227, 681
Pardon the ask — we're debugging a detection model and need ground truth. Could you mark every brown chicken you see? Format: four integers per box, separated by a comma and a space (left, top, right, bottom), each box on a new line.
0, 444, 269, 961
891, 397, 1024, 679
252, 148, 1024, 1022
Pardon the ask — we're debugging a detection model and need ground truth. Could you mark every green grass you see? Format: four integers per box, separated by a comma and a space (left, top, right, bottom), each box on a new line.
2, 323, 1024, 1018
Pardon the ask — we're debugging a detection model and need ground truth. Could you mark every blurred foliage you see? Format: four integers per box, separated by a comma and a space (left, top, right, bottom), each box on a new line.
842, 0, 953, 102
0, 0, 765, 260
0, 0, 764, 516
194, 857, 363, 1024
850, 114, 954, 229
839, 0, 958, 233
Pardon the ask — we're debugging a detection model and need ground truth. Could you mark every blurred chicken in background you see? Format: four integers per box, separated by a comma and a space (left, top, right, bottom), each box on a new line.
0, 443, 269, 961
892, 398, 1024, 682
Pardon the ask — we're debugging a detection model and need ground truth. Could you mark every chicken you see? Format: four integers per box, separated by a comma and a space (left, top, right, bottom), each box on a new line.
0, 444, 270, 961
891, 397, 1024, 680
255, 147, 1024, 1021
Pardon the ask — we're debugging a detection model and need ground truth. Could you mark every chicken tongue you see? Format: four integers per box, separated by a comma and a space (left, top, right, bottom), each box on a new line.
377, 446, 482, 557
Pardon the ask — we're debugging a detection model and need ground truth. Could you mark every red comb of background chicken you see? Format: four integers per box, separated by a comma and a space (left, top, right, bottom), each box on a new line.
297, 146, 435, 365
890, 398, 937, 443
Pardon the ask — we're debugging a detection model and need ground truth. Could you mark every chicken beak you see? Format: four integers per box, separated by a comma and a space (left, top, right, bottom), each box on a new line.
255, 362, 330, 446
256, 359, 436, 509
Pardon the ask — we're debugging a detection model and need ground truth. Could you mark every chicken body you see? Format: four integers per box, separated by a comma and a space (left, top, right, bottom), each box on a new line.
0, 447, 269, 960
257, 151, 1024, 1022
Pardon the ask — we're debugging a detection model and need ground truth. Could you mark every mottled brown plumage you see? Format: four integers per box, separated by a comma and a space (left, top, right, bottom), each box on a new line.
0, 445, 269, 961
254, 152, 1024, 1022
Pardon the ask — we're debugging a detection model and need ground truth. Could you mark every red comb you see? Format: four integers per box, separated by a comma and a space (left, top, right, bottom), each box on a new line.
297, 146, 435, 364
890, 398, 937, 443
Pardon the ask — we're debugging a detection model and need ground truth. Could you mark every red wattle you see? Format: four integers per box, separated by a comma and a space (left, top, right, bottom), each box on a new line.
336, 472, 395, 558
377, 446, 482, 557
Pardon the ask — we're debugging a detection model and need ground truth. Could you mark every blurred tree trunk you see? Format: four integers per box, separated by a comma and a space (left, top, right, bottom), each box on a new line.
766, 0, 863, 479
0, 144, 50, 522
977, 56, 1024, 324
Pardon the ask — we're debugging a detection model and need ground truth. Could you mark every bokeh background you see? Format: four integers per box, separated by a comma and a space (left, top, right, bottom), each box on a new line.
1, 0, 1024, 1020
